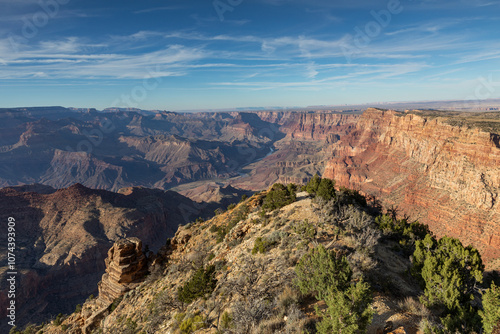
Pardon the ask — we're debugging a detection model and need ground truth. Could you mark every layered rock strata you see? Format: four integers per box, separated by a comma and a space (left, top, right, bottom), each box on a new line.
324, 108, 500, 267
97, 238, 147, 305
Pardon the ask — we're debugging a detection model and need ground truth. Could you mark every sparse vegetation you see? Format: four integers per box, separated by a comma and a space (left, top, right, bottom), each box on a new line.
210, 203, 250, 242
34, 181, 499, 334
251, 235, 279, 254
219, 311, 233, 330
53, 313, 65, 326
110, 295, 123, 312
291, 219, 316, 240
177, 265, 217, 304
176, 313, 206, 334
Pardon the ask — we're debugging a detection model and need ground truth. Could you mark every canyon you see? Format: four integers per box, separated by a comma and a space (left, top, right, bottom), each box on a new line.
0, 183, 222, 331
1, 106, 499, 330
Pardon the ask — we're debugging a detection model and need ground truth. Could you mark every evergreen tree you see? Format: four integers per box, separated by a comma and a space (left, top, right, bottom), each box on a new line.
178, 265, 217, 304
262, 183, 296, 211
316, 280, 373, 334
305, 174, 321, 195
316, 177, 336, 201
480, 283, 500, 334
412, 234, 484, 332
294, 245, 351, 300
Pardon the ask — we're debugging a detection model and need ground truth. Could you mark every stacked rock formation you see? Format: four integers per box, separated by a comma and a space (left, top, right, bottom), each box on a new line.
97, 237, 148, 305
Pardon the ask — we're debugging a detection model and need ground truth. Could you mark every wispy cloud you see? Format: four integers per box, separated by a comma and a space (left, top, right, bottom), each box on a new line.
133, 6, 183, 14
0, 36, 209, 79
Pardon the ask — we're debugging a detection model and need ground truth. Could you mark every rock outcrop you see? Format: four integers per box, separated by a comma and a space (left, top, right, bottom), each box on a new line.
324, 108, 500, 267
0, 184, 215, 331
97, 238, 147, 306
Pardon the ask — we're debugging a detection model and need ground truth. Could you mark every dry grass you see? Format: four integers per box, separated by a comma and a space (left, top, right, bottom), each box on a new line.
397, 297, 431, 317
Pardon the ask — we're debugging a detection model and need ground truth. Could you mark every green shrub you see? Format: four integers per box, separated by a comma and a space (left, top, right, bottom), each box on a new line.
292, 219, 316, 240
287, 183, 298, 194
338, 186, 367, 207
316, 178, 336, 201
227, 203, 236, 210
294, 245, 351, 300
75, 304, 82, 313
251, 236, 278, 254
110, 295, 123, 312
412, 234, 484, 332
125, 318, 137, 331
316, 280, 373, 334
263, 183, 296, 211
305, 174, 321, 195
179, 314, 206, 334
376, 214, 431, 254
53, 313, 64, 326
480, 283, 500, 334
178, 265, 217, 304
220, 311, 233, 330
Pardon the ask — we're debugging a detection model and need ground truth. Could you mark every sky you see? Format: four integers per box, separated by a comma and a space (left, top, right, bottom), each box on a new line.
0, 0, 500, 110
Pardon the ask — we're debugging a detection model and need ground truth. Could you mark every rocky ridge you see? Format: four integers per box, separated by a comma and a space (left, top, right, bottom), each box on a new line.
38, 188, 437, 334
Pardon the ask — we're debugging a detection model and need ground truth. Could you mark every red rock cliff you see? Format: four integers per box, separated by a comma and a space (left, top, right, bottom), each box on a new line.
256, 111, 359, 140
324, 108, 500, 268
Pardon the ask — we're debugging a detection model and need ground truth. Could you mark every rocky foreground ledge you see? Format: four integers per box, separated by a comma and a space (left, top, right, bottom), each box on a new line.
59, 238, 151, 334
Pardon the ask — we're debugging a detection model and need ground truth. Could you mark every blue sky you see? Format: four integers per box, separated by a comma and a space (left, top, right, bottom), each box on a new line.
1, 0, 500, 110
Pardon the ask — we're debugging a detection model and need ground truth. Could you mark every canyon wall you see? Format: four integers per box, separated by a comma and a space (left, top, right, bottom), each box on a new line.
324, 108, 500, 267
255, 111, 359, 140
0, 184, 214, 330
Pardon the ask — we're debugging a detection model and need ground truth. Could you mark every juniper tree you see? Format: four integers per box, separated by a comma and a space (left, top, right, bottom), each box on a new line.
412, 234, 484, 332
480, 283, 500, 334
316, 177, 336, 201
262, 183, 296, 211
305, 174, 321, 195
294, 244, 351, 300
316, 280, 373, 334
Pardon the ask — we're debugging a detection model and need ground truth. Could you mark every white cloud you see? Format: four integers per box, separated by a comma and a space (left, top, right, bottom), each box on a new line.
133, 6, 183, 14
0, 36, 209, 79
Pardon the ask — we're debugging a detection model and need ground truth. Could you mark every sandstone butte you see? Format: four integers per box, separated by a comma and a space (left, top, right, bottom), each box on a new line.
324, 108, 500, 268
